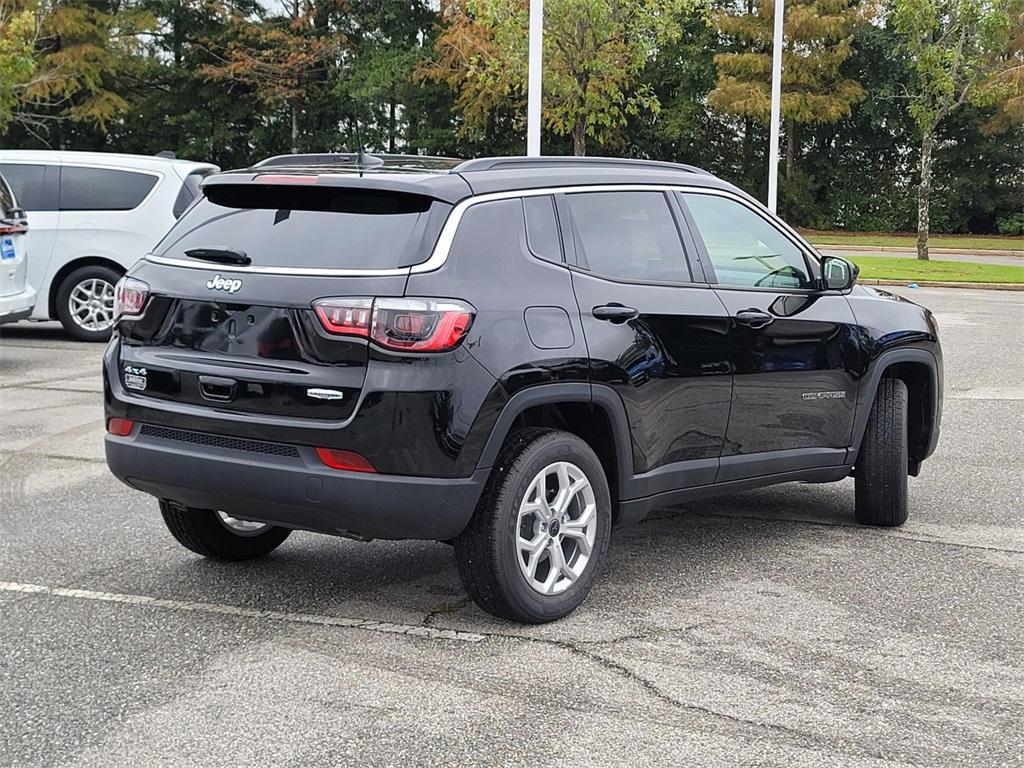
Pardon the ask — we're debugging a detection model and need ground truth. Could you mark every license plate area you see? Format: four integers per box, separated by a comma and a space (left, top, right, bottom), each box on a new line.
162, 302, 303, 361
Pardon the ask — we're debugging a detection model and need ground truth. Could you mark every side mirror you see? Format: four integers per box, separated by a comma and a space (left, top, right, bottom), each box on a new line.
821, 255, 858, 291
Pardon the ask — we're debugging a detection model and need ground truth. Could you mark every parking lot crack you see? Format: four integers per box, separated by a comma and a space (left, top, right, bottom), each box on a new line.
422, 598, 470, 627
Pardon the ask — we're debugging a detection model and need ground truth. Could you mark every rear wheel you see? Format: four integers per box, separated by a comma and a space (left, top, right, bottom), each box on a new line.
855, 378, 909, 527
159, 500, 291, 560
454, 428, 612, 623
55, 264, 122, 342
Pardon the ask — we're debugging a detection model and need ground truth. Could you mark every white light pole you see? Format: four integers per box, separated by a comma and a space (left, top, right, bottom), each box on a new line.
767, 0, 785, 212
526, 0, 543, 156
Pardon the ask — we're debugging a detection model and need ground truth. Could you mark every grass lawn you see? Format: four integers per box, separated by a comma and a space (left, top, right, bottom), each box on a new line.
803, 230, 1023, 252
850, 256, 1024, 284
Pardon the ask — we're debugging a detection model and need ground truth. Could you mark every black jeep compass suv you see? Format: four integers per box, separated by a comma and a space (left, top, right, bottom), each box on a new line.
104, 155, 943, 623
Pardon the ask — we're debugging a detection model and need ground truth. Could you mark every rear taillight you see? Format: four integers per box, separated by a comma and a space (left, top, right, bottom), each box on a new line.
0, 224, 27, 235
113, 277, 149, 319
312, 297, 475, 353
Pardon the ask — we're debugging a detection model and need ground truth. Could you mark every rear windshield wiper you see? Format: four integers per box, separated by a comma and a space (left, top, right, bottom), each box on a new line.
184, 247, 251, 265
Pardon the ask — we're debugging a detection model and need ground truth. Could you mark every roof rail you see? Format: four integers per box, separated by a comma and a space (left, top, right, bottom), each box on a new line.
453, 156, 711, 176
253, 153, 463, 171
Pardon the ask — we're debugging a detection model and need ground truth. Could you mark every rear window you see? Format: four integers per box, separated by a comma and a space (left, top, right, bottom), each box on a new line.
154, 185, 447, 270
60, 166, 158, 211
0, 163, 57, 210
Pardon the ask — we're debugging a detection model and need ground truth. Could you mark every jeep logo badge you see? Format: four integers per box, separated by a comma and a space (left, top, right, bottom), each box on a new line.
207, 274, 243, 293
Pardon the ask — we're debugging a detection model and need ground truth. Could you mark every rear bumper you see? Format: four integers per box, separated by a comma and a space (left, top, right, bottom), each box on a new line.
0, 287, 35, 324
105, 426, 487, 541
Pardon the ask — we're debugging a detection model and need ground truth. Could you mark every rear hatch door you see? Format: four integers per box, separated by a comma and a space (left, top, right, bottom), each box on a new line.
118, 178, 453, 421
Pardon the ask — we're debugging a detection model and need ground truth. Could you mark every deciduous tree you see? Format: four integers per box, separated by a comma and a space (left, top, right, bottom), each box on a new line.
891, 0, 1021, 258
199, 1, 342, 153
0, 3, 37, 135
421, 0, 690, 156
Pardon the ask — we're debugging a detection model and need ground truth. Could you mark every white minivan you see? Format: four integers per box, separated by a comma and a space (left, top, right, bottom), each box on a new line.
0, 151, 218, 340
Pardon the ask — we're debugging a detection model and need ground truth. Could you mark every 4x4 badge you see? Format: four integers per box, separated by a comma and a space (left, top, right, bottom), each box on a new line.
207, 274, 243, 293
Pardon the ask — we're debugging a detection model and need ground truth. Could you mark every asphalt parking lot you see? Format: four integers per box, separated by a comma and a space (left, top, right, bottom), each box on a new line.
1, 286, 1022, 767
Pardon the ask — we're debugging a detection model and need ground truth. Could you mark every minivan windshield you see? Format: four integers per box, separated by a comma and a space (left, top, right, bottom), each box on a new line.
153, 185, 446, 270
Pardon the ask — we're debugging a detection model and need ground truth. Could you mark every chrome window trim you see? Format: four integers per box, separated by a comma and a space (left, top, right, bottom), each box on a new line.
144, 183, 817, 277
412, 184, 819, 275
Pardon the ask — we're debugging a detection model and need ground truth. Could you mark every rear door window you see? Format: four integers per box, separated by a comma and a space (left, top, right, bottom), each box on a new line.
0, 163, 58, 210
60, 166, 159, 211
564, 191, 691, 283
154, 184, 448, 270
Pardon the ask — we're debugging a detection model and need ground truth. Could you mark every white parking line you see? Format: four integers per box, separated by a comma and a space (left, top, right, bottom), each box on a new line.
0, 581, 485, 643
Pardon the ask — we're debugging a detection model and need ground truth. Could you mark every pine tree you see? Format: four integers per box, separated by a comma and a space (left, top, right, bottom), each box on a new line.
420, 0, 691, 156
709, 0, 869, 183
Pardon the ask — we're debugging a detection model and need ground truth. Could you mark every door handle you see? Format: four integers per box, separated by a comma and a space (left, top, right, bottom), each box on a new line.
198, 375, 237, 402
734, 308, 774, 328
593, 304, 639, 324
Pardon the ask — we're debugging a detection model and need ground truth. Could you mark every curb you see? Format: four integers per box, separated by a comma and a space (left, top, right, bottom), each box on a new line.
813, 243, 1023, 258
863, 278, 1024, 291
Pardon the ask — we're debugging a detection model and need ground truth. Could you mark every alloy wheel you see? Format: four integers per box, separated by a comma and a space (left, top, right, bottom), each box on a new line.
216, 511, 271, 536
516, 461, 597, 595
68, 278, 116, 332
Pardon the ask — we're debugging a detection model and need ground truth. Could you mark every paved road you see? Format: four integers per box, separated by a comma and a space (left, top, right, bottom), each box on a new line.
1, 288, 1022, 767
816, 246, 1024, 268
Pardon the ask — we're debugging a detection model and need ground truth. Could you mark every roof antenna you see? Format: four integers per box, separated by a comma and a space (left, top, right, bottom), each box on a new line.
353, 116, 383, 172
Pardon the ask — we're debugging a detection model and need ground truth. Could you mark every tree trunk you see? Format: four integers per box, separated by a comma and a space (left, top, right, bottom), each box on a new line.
290, 106, 299, 154
917, 130, 933, 261
572, 119, 586, 156
786, 122, 795, 179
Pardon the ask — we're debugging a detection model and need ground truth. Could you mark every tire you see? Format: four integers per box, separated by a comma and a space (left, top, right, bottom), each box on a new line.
855, 377, 909, 527
454, 428, 612, 623
55, 264, 122, 342
159, 500, 291, 560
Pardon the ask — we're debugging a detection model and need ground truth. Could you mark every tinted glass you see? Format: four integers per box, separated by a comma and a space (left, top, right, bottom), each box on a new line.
173, 169, 214, 218
154, 185, 443, 269
60, 166, 158, 211
682, 193, 812, 289
0, 163, 57, 210
565, 191, 690, 283
0, 175, 14, 216
522, 195, 562, 262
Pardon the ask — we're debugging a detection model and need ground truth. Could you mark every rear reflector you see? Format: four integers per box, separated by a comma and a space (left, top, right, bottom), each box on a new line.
315, 447, 376, 473
312, 297, 475, 353
107, 418, 135, 436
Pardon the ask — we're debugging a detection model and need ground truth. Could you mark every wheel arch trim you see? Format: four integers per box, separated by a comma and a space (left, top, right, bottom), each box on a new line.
848, 347, 940, 466
48, 256, 127, 319
475, 383, 634, 499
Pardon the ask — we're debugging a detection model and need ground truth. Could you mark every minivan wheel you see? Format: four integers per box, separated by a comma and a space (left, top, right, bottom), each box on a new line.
55, 265, 122, 342
159, 500, 291, 560
454, 428, 612, 623
855, 377, 909, 527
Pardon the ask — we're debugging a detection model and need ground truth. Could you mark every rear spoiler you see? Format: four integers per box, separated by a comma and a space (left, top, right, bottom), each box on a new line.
201, 170, 472, 205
